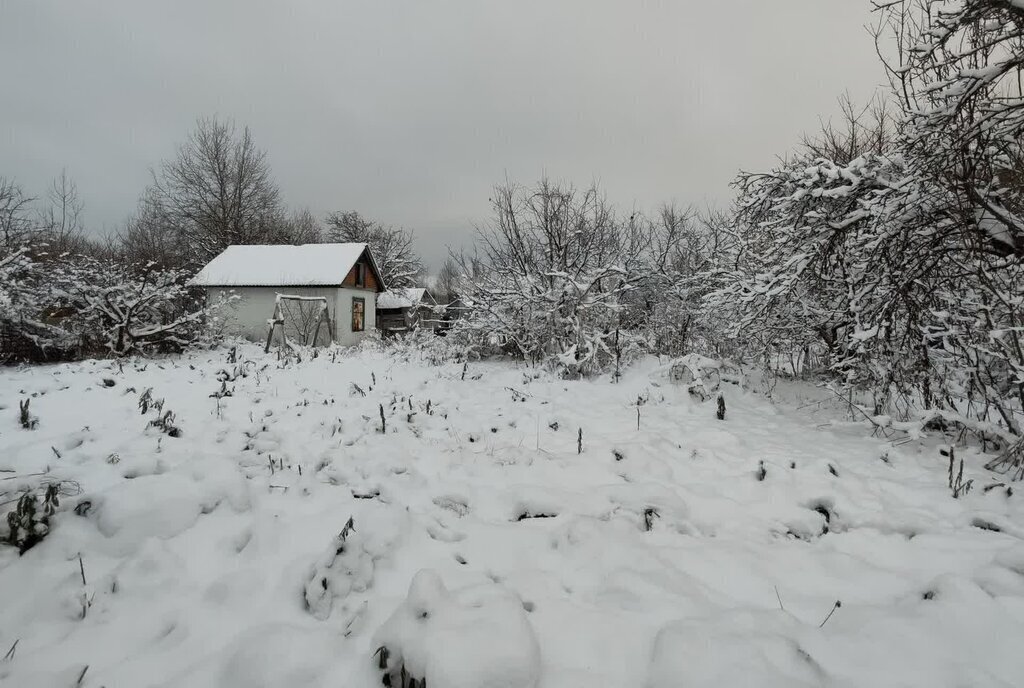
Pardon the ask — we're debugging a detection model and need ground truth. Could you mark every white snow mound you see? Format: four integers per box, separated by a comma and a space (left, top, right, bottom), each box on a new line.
646, 610, 822, 688
373, 569, 541, 688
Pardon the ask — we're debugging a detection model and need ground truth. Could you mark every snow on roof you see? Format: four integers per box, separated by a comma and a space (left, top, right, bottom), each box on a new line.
377, 287, 428, 310
189, 243, 368, 287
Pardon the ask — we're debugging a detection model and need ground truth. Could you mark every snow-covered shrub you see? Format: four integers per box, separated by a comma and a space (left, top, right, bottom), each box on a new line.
1, 248, 221, 361
3, 483, 63, 554
373, 569, 540, 688
53, 257, 217, 356
0, 247, 80, 361
452, 179, 698, 377
660, 354, 725, 401
148, 409, 182, 438
303, 517, 374, 621
382, 327, 467, 367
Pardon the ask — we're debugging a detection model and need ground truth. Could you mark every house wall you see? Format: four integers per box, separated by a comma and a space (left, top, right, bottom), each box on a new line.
206, 286, 376, 346
335, 287, 377, 346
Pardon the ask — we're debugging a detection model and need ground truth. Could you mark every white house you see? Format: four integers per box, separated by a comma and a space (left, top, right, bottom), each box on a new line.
189, 243, 385, 346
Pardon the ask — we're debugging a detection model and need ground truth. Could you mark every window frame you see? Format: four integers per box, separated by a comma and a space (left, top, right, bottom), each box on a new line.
351, 296, 365, 332
355, 262, 366, 287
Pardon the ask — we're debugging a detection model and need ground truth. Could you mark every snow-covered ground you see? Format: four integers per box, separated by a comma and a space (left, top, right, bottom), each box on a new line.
1, 344, 1023, 687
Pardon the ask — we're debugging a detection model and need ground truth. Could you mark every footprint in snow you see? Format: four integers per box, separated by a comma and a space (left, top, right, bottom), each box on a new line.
427, 522, 467, 543
433, 495, 470, 517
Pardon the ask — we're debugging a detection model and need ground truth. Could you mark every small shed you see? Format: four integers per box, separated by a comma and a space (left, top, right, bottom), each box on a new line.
189, 243, 385, 346
375, 287, 440, 334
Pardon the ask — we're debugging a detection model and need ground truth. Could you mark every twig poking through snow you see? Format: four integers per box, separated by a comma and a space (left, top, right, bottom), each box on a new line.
18, 399, 38, 430
943, 446, 974, 498
985, 437, 1024, 482
818, 600, 841, 628
79, 553, 86, 586
577, 428, 583, 455
76, 665, 88, 687
643, 507, 659, 532
379, 404, 386, 434
3, 639, 17, 661
774, 586, 785, 611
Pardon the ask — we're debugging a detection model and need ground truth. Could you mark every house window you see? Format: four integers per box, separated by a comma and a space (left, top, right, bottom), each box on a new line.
355, 263, 366, 287
352, 297, 365, 332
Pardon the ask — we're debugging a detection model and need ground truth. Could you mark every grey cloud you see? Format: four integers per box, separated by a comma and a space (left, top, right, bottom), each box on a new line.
0, 0, 884, 267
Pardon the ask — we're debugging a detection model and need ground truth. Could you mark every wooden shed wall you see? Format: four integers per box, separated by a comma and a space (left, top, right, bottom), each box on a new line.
341, 250, 382, 291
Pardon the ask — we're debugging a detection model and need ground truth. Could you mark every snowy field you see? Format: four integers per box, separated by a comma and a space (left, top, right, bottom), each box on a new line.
2, 344, 1023, 687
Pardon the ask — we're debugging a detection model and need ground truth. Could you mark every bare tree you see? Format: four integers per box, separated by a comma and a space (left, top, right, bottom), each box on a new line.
37, 170, 88, 255
274, 208, 322, 245
117, 202, 187, 270
144, 116, 284, 267
434, 257, 461, 303
324, 210, 374, 242
324, 210, 422, 288
799, 93, 895, 164
0, 177, 35, 251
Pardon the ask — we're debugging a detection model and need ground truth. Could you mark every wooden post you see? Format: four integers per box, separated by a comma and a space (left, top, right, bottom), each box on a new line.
264, 322, 276, 353
324, 305, 335, 345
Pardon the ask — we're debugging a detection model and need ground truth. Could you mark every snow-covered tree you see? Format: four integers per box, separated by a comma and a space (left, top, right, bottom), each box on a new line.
324, 210, 423, 289
452, 178, 655, 377
700, 1, 1024, 444
876, 0, 1024, 258
55, 258, 216, 356
629, 205, 734, 358
704, 1, 1024, 441
2, 250, 217, 360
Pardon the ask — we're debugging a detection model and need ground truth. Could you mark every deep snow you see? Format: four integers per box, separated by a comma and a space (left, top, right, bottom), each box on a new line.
1, 344, 1023, 687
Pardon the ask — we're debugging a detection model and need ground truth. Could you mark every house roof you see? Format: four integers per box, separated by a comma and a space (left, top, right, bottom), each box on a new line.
189, 243, 380, 288
376, 287, 428, 310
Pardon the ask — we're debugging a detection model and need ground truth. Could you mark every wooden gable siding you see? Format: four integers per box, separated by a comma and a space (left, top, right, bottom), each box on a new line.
342, 249, 382, 291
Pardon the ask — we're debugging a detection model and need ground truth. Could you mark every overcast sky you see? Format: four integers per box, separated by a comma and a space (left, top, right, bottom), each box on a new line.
1, 1, 885, 268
